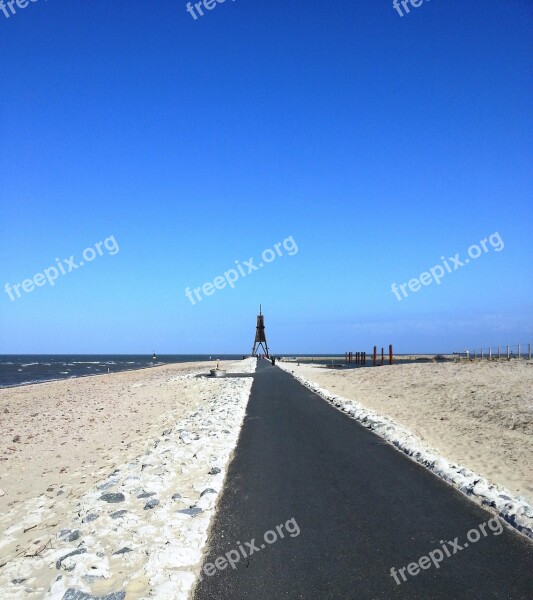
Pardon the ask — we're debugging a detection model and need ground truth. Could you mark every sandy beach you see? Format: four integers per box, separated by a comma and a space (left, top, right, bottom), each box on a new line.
0, 359, 256, 599
279, 360, 533, 504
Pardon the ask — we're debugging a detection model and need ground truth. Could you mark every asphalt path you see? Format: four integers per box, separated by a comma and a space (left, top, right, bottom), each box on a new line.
194, 360, 533, 599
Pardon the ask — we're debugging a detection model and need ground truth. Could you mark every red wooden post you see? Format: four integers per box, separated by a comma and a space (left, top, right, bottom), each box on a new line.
381, 347, 384, 366
389, 344, 393, 365
373, 346, 377, 366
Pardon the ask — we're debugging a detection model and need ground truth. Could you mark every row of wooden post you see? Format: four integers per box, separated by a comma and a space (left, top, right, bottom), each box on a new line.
346, 345, 393, 366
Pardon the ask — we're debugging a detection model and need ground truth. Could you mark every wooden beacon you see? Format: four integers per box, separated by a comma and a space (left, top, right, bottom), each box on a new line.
251, 305, 270, 357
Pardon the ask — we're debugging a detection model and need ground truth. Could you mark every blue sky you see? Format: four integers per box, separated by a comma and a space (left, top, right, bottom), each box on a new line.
0, 0, 531, 354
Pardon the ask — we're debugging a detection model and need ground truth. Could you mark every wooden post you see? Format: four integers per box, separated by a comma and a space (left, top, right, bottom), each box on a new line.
381, 347, 384, 366
357, 352, 360, 365
373, 346, 377, 367
506, 345, 510, 359
363, 352, 366, 365
481, 348, 483, 359
389, 344, 393, 365
518, 344, 521, 359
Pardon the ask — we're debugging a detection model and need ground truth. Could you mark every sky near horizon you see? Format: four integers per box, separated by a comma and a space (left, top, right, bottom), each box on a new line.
0, 0, 532, 354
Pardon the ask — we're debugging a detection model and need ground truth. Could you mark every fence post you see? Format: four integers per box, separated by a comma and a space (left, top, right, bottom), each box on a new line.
381, 347, 384, 366
373, 346, 377, 367
481, 348, 483, 359
389, 344, 393, 365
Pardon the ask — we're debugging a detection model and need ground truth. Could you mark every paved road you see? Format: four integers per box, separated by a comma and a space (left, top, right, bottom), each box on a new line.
194, 360, 533, 599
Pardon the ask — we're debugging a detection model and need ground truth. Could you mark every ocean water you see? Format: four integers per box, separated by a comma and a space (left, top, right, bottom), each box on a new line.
0, 355, 244, 388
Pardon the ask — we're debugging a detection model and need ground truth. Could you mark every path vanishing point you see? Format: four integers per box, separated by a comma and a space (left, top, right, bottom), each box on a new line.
194, 360, 533, 599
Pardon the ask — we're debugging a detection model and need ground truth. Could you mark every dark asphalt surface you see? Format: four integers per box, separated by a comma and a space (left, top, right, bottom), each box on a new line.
194, 360, 533, 599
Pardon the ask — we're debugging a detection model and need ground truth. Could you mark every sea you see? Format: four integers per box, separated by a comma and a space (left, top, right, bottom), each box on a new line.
0, 355, 245, 388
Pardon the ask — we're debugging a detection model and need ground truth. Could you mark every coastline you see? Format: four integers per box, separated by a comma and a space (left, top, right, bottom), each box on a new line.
0, 356, 245, 390
0, 358, 256, 598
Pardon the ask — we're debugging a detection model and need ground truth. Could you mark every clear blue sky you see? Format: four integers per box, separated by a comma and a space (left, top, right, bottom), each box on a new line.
0, 0, 531, 354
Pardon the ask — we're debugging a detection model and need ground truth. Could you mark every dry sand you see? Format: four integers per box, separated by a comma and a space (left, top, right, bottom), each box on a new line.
0, 359, 253, 599
0, 361, 232, 514
281, 360, 533, 502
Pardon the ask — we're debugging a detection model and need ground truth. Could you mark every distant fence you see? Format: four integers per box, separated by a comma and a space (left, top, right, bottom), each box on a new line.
344, 343, 532, 366
459, 343, 532, 360
345, 345, 393, 366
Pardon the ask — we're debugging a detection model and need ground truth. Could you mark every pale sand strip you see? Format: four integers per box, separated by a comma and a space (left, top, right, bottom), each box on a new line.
0, 359, 256, 599
1, 361, 233, 513
278, 360, 533, 537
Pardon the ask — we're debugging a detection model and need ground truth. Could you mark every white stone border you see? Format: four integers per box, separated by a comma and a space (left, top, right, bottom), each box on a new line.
278, 363, 533, 541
